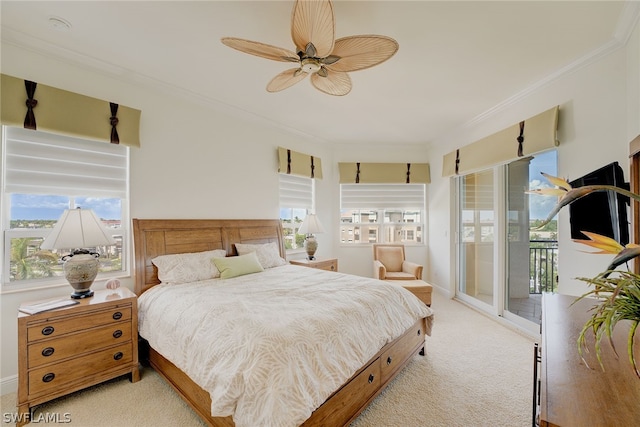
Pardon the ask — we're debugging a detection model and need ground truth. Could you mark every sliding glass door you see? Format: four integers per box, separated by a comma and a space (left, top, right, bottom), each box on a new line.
457, 169, 496, 310
455, 151, 557, 331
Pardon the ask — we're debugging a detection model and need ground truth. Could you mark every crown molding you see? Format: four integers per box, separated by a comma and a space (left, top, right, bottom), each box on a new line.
0, 28, 330, 145
462, 1, 640, 130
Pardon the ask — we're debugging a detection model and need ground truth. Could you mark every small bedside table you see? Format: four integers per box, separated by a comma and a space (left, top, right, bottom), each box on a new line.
290, 258, 338, 272
16, 288, 139, 427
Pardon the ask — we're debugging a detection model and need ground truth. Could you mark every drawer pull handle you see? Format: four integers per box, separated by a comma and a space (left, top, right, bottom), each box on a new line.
113, 330, 123, 339
368, 374, 375, 384
331, 265, 335, 270
42, 373, 55, 383
386, 356, 392, 366
417, 329, 421, 336
42, 347, 55, 357
112, 312, 123, 320
113, 352, 124, 361
41, 326, 55, 336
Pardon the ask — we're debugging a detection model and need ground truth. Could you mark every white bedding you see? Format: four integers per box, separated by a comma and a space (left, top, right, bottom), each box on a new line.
138, 264, 433, 427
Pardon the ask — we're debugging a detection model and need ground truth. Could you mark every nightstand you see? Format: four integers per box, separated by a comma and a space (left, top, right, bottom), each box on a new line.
16, 288, 139, 427
290, 258, 338, 272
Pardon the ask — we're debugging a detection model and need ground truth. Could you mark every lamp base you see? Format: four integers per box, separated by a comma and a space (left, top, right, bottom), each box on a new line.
305, 235, 318, 261
71, 289, 94, 299
63, 252, 99, 300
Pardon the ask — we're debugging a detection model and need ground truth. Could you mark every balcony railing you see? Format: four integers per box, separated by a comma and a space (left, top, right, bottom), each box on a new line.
530, 240, 558, 294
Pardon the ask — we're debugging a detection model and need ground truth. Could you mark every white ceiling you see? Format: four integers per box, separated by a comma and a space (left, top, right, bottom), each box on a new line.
1, 1, 637, 148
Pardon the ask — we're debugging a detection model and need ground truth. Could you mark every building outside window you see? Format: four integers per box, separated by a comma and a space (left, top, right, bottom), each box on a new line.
339, 183, 425, 244
1, 126, 129, 290
279, 174, 315, 251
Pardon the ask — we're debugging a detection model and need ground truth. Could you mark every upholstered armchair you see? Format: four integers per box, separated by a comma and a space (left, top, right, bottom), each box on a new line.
373, 244, 423, 280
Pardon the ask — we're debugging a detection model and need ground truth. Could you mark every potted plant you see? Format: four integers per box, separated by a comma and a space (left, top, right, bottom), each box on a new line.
530, 173, 640, 378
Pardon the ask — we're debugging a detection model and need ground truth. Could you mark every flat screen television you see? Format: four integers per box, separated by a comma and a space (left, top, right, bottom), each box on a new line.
569, 161, 630, 244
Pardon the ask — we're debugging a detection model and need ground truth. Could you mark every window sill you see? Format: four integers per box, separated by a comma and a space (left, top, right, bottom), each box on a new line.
2, 272, 130, 294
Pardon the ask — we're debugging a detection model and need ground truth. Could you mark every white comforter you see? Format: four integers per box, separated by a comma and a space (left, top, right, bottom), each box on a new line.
138, 264, 432, 427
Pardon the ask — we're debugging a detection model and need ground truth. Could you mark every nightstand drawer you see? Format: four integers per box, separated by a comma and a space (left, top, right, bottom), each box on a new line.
28, 341, 133, 397
313, 259, 337, 271
28, 322, 132, 368
290, 258, 338, 272
27, 306, 132, 342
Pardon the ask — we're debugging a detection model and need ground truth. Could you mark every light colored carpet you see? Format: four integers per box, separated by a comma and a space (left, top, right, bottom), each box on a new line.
1, 291, 538, 427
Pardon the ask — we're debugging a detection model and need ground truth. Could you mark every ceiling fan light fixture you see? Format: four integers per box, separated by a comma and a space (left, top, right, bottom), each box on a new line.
222, 0, 398, 95
301, 58, 322, 74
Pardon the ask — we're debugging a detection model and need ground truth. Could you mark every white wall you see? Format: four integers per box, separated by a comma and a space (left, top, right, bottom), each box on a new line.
0, 44, 334, 392
427, 22, 640, 298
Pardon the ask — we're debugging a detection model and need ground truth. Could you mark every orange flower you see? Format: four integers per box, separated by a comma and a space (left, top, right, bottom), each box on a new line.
573, 231, 640, 275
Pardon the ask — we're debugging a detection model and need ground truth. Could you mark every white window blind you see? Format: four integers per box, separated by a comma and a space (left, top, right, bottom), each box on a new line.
340, 184, 426, 210
4, 127, 127, 198
279, 174, 313, 210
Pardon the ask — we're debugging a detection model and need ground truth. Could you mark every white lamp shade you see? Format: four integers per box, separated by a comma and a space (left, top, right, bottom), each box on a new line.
298, 214, 325, 235
40, 208, 116, 250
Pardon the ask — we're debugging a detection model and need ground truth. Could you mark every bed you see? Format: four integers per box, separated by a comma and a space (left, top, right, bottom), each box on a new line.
133, 218, 433, 427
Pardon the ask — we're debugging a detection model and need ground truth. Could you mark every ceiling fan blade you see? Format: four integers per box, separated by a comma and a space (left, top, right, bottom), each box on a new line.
326, 35, 399, 72
291, 0, 335, 58
310, 70, 351, 96
221, 37, 299, 63
267, 68, 308, 92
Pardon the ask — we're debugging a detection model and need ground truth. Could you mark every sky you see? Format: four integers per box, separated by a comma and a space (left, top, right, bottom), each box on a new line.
10, 194, 121, 221
528, 150, 558, 220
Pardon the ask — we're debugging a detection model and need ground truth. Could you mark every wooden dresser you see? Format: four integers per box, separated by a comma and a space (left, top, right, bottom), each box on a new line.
290, 258, 338, 272
17, 288, 139, 427
537, 293, 640, 426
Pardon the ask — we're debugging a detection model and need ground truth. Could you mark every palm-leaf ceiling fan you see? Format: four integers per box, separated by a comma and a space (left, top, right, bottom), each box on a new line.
221, 0, 399, 96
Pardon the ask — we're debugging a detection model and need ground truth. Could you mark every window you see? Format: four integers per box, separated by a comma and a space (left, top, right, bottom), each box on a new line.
1, 126, 129, 290
340, 183, 425, 244
279, 174, 314, 250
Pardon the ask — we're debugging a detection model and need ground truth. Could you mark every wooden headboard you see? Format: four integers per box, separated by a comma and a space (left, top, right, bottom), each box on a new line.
132, 219, 286, 295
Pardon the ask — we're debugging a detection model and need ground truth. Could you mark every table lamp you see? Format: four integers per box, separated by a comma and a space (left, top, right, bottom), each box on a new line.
297, 214, 325, 260
40, 208, 116, 299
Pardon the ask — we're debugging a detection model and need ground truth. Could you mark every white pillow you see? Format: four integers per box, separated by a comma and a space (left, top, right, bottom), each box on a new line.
152, 249, 227, 284
235, 242, 287, 269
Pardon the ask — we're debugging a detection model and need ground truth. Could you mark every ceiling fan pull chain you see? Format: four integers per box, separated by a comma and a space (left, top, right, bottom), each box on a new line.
517, 120, 525, 157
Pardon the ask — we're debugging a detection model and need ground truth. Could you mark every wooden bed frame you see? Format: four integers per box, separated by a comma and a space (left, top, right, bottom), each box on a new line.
132, 218, 428, 427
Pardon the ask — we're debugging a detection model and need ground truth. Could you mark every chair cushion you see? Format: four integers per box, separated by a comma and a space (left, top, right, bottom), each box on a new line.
384, 271, 416, 280
377, 246, 404, 272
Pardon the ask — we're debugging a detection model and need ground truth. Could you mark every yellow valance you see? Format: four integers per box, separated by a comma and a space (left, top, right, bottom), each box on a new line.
339, 162, 430, 184
277, 147, 323, 179
442, 106, 559, 177
1, 74, 141, 147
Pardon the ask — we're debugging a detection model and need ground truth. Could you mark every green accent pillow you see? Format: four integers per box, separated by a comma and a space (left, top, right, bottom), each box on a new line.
212, 252, 264, 279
